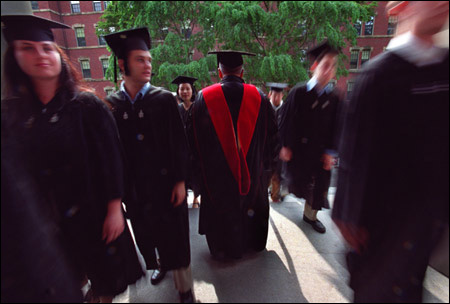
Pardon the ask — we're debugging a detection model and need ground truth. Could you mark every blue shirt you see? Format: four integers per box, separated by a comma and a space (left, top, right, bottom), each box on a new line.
120, 81, 151, 104
306, 76, 333, 96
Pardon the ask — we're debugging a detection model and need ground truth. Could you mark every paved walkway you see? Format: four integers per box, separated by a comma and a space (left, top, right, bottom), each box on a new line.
114, 192, 449, 303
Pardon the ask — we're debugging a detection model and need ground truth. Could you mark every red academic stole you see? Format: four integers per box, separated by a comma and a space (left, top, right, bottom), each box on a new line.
202, 83, 261, 195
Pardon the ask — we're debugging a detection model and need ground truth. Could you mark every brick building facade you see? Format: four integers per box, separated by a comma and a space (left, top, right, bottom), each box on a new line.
32, 1, 115, 98
31, 1, 396, 99
336, 1, 394, 98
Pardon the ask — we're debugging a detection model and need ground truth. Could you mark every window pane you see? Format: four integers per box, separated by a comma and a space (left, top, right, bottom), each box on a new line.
81, 61, 90, 69
364, 17, 374, 36
101, 59, 109, 69
93, 1, 102, 11
76, 28, 86, 47
31, 1, 39, 10
98, 36, 106, 45
354, 21, 362, 36
101, 59, 109, 77
350, 50, 359, 69
104, 1, 110, 9
387, 16, 397, 35
347, 81, 354, 93
361, 50, 371, 66
81, 61, 91, 79
75, 28, 85, 38
71, 1, 81, 13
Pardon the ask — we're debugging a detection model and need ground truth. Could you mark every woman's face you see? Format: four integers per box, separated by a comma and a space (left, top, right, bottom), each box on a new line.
178, 83, 193, 102
13, 40, 61, 80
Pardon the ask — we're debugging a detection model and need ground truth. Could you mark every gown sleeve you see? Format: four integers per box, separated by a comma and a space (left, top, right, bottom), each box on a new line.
80, 93, 124, 205
332, 68, 382, 226
165, 93, 189, 184
278, 86, 299, 149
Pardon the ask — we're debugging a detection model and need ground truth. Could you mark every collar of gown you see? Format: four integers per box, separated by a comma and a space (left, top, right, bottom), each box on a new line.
386, 32, 448, 67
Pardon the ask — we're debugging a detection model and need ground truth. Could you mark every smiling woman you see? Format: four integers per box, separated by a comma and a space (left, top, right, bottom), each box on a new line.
1, 13, 144, 302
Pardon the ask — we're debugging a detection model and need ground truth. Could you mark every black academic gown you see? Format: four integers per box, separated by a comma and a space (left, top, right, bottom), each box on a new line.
187, 75, 279, 259
178, 102, 191, 126
178, 102, 201, 197
332, 51, 449, 302
279, 84, 341, 210
107, 86, 190, 270
1, 120, 83, 303
1, 90, 144, 297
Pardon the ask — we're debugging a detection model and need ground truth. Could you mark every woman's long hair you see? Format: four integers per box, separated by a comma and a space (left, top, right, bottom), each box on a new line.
2, 43, 93, 100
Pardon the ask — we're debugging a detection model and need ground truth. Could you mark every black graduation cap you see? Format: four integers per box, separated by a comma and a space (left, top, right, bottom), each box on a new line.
266, 82, 288, 92
171, 76, 198, 85
208, 50, 256, 68
1, 14, 71, 43
307, 40, 340, 63
104, 27, 151, 60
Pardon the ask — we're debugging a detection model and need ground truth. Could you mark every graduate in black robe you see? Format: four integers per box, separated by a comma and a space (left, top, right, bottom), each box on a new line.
266, 82, 289, 203
332, 2, 449, 302
187, 50, 279, 259
104, 28, 194, 303
173, 76, 201, 208
279, 41, 342, 234
1, 14, 144, 301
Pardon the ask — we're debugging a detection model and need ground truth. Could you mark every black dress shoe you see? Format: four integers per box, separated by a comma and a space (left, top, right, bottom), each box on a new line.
303, 215, 326, 233
179, 289, 195, 303
150, 268, 166, 285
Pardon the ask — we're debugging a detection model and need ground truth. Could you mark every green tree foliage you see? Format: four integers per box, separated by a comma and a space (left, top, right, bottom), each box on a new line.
97, 1, 377, 91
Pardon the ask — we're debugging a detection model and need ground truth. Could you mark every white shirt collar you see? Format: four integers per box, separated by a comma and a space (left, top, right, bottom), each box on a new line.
307, 76, 332, 96
271, 100, 283, 111
386, 32, 447, 67
120, 81, 151, 104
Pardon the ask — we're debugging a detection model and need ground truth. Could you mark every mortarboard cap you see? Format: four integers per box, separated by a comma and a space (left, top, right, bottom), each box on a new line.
266, 82, 288, 92
1, 14, 71, 43
208, 50, 256, 69
307, 40, 340, 63
172, 76, 198, 85
104, 27, 151, 60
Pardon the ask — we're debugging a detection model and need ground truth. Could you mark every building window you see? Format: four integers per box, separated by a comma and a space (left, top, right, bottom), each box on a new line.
364, 16, 374, 36
387, 16, 397, 35
361, 49, 371, 66
75, 27, 86, 47
80, 60, 91, 79
350, 50, 359, 69
347, 81, 355, 93
104, 1, 110, 9
31, 1, 39, 10
95, 25, 107, 46
354, 21, 362, 36
71, 1, 81, 13
105, 88, 114, 96
93, 1, 102, 12
101, 58, 109, 77
98, 35, 106, 46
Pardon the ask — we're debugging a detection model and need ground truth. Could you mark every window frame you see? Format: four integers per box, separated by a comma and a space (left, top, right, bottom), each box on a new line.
75, 27, 86, 47
80, 60, 91, 79
71, 1, 81, 13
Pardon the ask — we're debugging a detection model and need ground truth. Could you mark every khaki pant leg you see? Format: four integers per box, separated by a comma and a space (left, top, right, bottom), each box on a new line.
304, 202, 318, 221
173, 265, 193, 293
